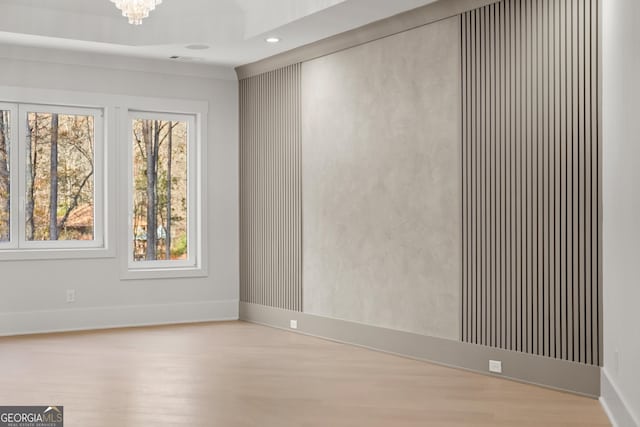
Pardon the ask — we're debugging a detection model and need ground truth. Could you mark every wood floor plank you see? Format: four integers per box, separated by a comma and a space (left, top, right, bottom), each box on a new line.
0, 321, 610, 426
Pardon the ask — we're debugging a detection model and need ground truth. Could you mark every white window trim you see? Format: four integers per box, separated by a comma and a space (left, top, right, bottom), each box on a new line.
18, 104, 105, 250
0, 94, 113, 261
119, 101, 208, 280
0, 85, 207, 276
126, 111, 196, 269
0, 102, 19, 251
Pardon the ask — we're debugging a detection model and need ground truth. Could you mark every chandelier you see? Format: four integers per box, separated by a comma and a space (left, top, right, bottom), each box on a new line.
111, 0, 163, 25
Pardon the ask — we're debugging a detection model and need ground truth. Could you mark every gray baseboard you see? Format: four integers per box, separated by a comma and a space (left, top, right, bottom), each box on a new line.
240, 302, 600, 398
600, 369, 639, 427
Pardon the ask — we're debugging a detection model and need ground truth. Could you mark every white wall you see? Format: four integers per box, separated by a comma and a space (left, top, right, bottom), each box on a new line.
0, 45, 239, 334
602, 0, 640, 425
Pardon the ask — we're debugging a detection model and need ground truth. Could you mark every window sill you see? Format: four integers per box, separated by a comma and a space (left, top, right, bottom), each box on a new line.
0, 246, 115, 261
120, 265, 208, 281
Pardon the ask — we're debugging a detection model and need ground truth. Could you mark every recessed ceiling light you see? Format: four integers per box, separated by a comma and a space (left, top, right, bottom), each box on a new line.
169, 56, 197, 61
186, 44, 210, 50
265, 37, 280, 44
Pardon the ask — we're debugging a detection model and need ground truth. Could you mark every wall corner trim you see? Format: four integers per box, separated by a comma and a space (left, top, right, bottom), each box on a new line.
600, 369, 640, 427
240, 302, 601, 398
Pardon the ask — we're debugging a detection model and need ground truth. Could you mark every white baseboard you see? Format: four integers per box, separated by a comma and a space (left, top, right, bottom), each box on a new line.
0, 299, 239, 336
600, 369, 639, 427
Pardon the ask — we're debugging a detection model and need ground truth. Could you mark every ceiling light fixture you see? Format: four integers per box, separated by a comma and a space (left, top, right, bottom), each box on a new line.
111, 0, 163, 25
265, 37, 281, 44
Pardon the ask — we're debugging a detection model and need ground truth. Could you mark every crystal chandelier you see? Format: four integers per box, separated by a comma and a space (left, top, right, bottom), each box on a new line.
111, 0, 163, 25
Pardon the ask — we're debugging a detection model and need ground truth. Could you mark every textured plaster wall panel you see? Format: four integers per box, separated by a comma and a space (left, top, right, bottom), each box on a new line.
301, 16, 462, 340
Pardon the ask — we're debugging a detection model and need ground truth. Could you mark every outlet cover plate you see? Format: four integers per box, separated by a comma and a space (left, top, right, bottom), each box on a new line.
489, 360, 502, 373
66, 289, 76, 303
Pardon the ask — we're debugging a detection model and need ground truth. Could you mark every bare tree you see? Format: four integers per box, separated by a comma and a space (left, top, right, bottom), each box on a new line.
56, 116, 94, 235
165, 122, 174, 260
49, 113, 59, 240
57, 170, 93, 232
133, 119, 182, 261
25, 114, 38, 240
0, 111, 9, 241
143, 120, 158, 260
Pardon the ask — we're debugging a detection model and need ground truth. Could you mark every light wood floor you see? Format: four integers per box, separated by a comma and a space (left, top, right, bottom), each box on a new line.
0, 321, 609, 426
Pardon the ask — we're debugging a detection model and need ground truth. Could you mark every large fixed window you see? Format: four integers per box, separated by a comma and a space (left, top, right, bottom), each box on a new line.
0, 103, 104, 255
127, 111, 198, 270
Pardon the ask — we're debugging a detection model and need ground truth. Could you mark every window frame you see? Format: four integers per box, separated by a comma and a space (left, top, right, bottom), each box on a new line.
0, 100, 109, 259
126, 111, 197, 270
0, 85, 207, 276
120, 103, 207, 281
18, 104, 105, 250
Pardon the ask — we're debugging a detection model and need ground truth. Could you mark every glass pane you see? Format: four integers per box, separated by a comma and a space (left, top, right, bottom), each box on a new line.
131, 119, 188, 262
26, 112, 95, 241
0, 110, 10, 242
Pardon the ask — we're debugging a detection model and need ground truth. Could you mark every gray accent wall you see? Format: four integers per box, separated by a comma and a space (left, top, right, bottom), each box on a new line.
236, 0, 604, 391
301, 16, 462, 340
461, 0, 601, 365
239, 64, 303, 311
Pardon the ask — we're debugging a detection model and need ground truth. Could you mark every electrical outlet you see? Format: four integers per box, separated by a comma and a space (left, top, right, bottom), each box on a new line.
290, 320, 298, 329
66, 289, 76, 303
489, 360, 502, 374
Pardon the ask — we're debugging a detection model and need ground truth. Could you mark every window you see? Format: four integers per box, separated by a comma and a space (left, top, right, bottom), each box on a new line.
128, 112, 198, 270
26, 109, 96, 243
0, 102, 104, 254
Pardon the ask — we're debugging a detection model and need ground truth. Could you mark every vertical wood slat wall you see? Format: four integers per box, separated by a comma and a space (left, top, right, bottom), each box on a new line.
461, 0, 601, 365
239, 64, 303, 312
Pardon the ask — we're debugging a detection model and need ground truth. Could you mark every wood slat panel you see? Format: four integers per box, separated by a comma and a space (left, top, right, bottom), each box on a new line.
239, 64, 302, 311
461, 0, 600, 365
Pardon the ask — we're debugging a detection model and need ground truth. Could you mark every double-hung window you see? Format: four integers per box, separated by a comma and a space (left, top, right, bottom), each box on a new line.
0, 102, 105, 256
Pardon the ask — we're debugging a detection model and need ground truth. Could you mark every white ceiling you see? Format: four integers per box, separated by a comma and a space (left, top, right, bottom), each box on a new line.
0, 0, 439, 67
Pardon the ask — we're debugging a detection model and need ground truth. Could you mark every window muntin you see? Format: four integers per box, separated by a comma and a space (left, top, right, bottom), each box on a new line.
128, 112, 196, 269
